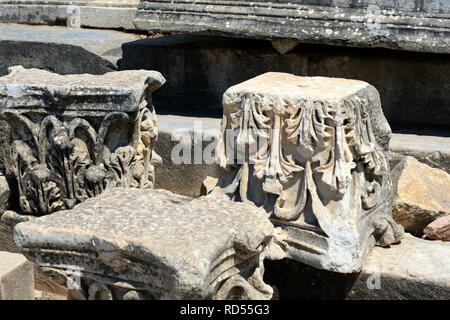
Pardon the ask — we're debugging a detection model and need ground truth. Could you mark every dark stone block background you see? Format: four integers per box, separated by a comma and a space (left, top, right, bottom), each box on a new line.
121, 35, 450, 130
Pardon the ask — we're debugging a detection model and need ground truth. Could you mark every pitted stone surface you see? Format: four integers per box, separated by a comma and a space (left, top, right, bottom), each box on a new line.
14, 188, 274, 299
392, 156, 450, 236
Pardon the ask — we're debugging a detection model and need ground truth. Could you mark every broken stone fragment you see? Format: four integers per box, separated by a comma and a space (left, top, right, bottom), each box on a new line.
134, 0, 450, 54
14, 187, 274, 300
424, 215, 450, 242
392, 156, 450, 236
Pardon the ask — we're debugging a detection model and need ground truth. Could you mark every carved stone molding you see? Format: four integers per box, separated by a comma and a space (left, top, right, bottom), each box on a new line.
14, 188, 274, 300
0, 66, 165, 216
0, 1, 448, 53
208, 72, 404, 273
135, 0, 450, 54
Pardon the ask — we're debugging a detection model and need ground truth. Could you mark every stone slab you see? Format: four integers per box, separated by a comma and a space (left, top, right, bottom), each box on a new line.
121, 35, 450, 127
0, 65, 164, 113
264, 234, 450, 300
3, 1, 449, 54
390, 133, 450, 173
155, 115, 222, 198
14, 187, 274, 299
0, 23, 141, 67
0, 251, 34, 300
348, 234, 450, 299
135, 0, 450, 54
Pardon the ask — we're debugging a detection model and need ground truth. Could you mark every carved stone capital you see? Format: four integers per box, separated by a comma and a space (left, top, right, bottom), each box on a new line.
0, 66, 165, 216
209, 72, 404, 273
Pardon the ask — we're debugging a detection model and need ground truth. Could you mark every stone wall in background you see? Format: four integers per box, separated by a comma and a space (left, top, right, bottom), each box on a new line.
135, 0, 450, 54
0, 66, 165, 216
121, 35, 450, 129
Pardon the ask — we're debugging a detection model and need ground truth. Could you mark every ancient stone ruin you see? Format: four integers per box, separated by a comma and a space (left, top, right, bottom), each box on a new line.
0, 0, 448, 302
209, 73, 403, 273
0, 66, 164, 216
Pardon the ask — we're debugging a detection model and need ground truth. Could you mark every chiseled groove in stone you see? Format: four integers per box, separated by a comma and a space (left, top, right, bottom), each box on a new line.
283, 239, 325, 256
207, 247, 262, 287
209, 254, 260, 295
280, 225, 329, 251
271, 218, 326, 236
23, 249, 174, 291
207, 254, 260, 290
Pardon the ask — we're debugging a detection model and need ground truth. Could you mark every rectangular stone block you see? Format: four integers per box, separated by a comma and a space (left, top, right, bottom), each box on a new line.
121, 35, 450, 128
135, 0, 450, 54
0, 251, 34, 300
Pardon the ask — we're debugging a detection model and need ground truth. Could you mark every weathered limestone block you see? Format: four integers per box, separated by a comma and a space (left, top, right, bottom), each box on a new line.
14, 187, 274, 300
392, 156, 450, 236
348, 233, 450, 299
0, 66, 164, 216
0, 251, 34, 300
424, 215, 450, 241
208, 72, 403, 273
135, 0, 450, 54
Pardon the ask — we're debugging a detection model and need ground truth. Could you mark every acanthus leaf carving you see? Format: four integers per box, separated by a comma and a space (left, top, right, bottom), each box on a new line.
207, 73, 404, 272
1, 103, 160, 216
